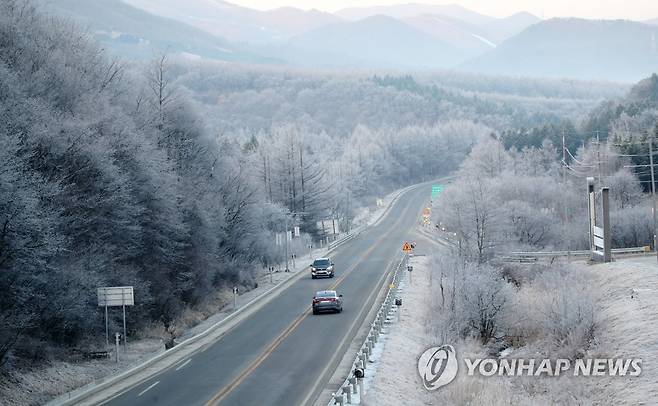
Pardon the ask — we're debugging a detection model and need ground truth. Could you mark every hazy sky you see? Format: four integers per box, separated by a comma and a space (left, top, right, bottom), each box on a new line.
229, 0, 658, 20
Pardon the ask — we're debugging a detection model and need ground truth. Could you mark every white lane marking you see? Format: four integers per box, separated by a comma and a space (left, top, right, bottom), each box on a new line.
137, 381, 160, 397
175, 358, 192, 371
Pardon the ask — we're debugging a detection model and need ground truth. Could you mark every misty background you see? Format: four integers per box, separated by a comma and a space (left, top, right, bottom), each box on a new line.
35, 0, 658, 82
3, 0, 658, 404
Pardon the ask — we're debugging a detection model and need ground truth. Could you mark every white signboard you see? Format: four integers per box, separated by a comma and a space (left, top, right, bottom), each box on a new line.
98, 286, 134, 307
593, 226, 604, 238
593, 226, 605, 250
294, 226, 300, 237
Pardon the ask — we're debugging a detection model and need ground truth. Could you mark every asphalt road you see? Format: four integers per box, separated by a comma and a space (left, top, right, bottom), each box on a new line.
102, 184, 430, 406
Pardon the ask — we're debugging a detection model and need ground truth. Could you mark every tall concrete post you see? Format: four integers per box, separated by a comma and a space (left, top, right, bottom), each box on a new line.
649, 133, 657, 260
587, 177, 596, 253
602, 187, 612, 262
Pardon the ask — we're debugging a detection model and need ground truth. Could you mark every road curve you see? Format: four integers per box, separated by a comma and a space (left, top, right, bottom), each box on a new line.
101, 183, 430, 406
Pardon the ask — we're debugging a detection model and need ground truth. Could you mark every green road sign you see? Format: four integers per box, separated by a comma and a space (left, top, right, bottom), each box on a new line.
431, 184, 444, 200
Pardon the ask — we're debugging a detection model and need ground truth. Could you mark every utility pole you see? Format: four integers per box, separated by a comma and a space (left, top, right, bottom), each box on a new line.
649, 132, 657, 261
562, 130, 571, 261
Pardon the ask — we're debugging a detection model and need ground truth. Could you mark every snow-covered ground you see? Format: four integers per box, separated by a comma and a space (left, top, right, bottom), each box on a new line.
359, 255, 435, 406
362, 254, 658, 405
579, 256, 658, 404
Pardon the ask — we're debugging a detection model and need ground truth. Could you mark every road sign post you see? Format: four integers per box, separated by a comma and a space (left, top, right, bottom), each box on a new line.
98, 286, 134, 349
422, 207, 431, 226
122, 301, 127, 350
587, 179, 612, 263
104, 305, 109, 347
115, 332, 120, 363
402, 241, 413, 278
431, 184, 444, 200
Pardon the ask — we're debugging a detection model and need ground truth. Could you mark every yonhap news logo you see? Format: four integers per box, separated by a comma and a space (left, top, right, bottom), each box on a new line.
464, 357, 642, 377
417, 345, 459, 390
417, 344, 642, 391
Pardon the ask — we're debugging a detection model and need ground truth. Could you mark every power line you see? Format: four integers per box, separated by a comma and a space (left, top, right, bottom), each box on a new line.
564, 147, 593, 166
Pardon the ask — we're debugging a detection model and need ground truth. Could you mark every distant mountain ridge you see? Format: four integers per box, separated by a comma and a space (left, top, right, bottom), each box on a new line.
120, 0, 540, 60
123, 0, 342, 43
33, 0, 658, 82
401, 14, 495, 58
336, 3, 496, 25
281, 14, 465, 69
35, 0, 273, 63
462, 18, 658, 82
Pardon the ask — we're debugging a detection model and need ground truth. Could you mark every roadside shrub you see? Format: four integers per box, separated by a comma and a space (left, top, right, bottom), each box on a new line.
512, 263, 596, 358
430, 255, 513, 345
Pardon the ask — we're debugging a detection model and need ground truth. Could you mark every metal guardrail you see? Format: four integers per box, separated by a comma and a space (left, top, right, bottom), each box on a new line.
328, 227, 363, 251
499, 246, 650, 262
416, 226, 456, 248
505, 250, 590, 258
425, 218, 651, 262
421, 224, 650, 263
328, 256, 406, 405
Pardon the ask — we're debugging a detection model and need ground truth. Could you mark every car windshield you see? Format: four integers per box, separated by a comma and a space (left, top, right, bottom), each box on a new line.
313, 259, 330, 267
316, 291, 336, 298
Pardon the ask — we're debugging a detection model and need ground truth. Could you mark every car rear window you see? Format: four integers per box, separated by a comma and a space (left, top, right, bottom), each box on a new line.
313, 259, 330, 267
316, 291, 336, 298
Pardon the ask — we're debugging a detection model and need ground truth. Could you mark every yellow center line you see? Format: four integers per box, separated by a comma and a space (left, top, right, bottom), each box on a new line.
204, 189, 421, 406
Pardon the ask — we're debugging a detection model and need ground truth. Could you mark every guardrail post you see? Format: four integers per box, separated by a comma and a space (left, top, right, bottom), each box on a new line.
342, 386, 352, 403
349, 377, 357, 394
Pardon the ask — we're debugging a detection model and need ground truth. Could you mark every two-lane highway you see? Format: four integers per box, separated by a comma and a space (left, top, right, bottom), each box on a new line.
101, 183, 431, 406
